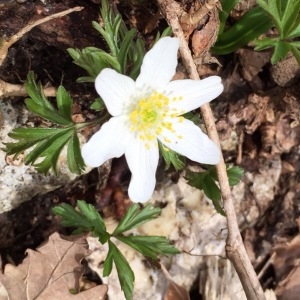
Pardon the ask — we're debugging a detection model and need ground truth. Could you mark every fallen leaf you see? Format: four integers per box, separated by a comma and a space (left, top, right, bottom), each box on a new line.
0, 232, 108, 299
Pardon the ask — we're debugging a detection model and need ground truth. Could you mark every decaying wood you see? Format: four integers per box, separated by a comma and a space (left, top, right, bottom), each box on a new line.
156, 1, 266, 299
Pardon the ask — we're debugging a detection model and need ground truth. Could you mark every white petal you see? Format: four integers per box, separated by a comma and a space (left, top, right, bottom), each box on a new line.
95, 69, 136, 116
81, 116, 130, 167
136, 37, 179, 91
125, 138, 159, 202
158, 118, 221, 165
165, 76, 223, 114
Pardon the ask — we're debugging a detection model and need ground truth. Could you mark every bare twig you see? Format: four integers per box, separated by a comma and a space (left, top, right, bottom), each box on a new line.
157, 1, 266, 299
0, 79, 56, 98
0, 6, 84, 66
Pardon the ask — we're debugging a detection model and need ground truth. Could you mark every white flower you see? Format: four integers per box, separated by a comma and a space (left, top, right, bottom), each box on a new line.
82, 37, 224, 203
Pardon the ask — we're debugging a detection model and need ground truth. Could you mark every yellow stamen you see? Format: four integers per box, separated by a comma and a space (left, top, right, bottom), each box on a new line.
129, 90, 184, 149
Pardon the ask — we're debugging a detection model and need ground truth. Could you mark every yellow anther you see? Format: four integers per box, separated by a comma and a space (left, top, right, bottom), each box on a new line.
129, 90, 185, 148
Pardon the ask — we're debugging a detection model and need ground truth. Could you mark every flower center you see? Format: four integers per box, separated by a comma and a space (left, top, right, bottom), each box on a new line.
129, 91, 183, 149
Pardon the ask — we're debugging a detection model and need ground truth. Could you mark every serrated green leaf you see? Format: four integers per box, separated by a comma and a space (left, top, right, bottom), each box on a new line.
158, 141, 185, 171
25, 72, 55, 110
4, 125, 87, 174
256, 0, 282, 29
8, 128, 65, 140
90, 97, 105, 111
104, 241, 134, 300
92, 20, 118, 57
185, 170, 204, 190
4, 139, 38, 157
116, 235, 180, 259
227, 166, 244, 186
56, 86, 73, 122
113, 204, 161, 235
96, 51, 121, 72
271, 41, 291, 64
185, 169, 225, 215
280, 0, 300, 37
25, 128, 73, 166
103, 246, 114, 276
52, 202, 93, 231
25, 99, 72, 126
254, 37, 279, 51
68, 47, 114, 80
76, 200, 109, 243
67, 133, 85, 174
202, 175, 225, 215
34, 145, 62, 174
202, 174, 221, 202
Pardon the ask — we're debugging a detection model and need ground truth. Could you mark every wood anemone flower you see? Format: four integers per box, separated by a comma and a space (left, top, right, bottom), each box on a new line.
81, 37, 224, 203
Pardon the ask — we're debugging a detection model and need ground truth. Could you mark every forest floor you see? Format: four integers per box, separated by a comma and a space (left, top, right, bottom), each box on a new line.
0, 1, 300, 299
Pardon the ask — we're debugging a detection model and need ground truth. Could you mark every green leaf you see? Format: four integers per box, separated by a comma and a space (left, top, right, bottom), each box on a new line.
25, 99, 72, 125
290, 45, 300, 65
5, 126, 81, 174
271, 41, 291, 64
23, 128, 71, 162
185, 169, 225, 216
104, 241, 134, 300
76, 200, 109, 243
68, 47, 119, 81
213, 5, 273, 55
67, 133, 85, 175
90, 97, 105, 111
25, 71, 54, 110
219, 0, 240, 35
288, 23, 300, 38
129, 38, 145, 80
113, 204, 161, 235
52, 203, 93, 231
280, 0, 300, 38
227, 166, 244, 186
56, 86, 73, 122
253, 37, 279, 51
116, 235, 180, 259
25, 128, 74, 174
158, 141, 185, 171
290, 41, 300, 48
182, 112, 200, 125
201, 174, 221, 201
53, 200, 109, 241
118, 28, 137, 74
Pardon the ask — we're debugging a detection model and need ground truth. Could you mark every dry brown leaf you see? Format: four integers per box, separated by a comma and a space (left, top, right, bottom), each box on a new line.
161, 263, 190, 300
0, 232, 108, 300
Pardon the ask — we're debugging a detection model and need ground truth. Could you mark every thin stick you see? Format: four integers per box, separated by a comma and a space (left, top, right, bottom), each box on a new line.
156, 1, 266, 299
0, 79, 56, 98
0, 6, 84, 66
